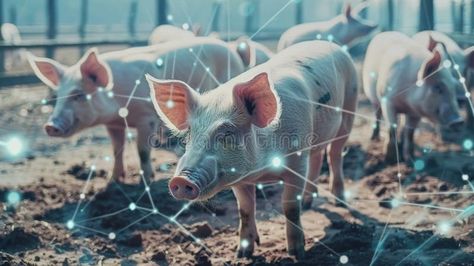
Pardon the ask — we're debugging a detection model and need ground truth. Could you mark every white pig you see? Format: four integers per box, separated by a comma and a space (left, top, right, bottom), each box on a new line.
277, 3, 377, 51
28, 38, 246, 184
147, 40, 358, 259
148, 24, 196, 45
363, 32, 463, 164
1, 23, 27, 69
413, 31, 474, 130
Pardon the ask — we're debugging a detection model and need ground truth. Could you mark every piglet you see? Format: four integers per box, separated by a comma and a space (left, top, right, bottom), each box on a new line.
28, 38, 246, 184
363, 31, 463, 164
277, 3, 377, 51
147, 40, 358, 259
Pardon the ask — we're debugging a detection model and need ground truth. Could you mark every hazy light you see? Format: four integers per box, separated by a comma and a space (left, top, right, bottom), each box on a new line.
108, 232, 116, 240
240, 239, 249, 248
414, 160, 425, 171
462, 174, 469, 181
344, 190, 352, 200
443, 60, 452, 68
118, 107, 129, 118
437, 221, 451, 235
107, 91, 114, 98
238, 42, 247, 49
166, 99, 175, 109
257, 183, 264, 190
316, 34, 322, 40
135, 79, 141, 85
41, 98, 47, 105
459, 77, 466, 84
463, 139, 473, 150
340, 255, 349, 264
166, 14, 173, 21
7, 191, 21, 205
230, 167, 236, 173
465, 92, 471, 98
312, 192, 318, 198
129, 202, 136, 211
182, 23, 190, 30
391, 198, 400, 208
5, 137, 23, 156
86, 94, 92, 100
271, 156, 283, 168
156, 58, 164, 67
416, 80, 424, 87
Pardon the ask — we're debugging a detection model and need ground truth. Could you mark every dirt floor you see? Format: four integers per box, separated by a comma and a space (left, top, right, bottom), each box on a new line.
1, 47, 474, 266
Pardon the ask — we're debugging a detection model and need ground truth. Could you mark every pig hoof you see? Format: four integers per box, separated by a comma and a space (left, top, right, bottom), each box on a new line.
288, 247, 305, 260
236, 248, 254, 259
302, 197, 313, 210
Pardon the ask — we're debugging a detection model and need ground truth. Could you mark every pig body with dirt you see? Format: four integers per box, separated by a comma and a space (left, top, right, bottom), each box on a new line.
363, 32, 463, 164
277, 4, 377, 51
29, 38, 245, 184
413, 31, 474, 130
147, 40, 358, 259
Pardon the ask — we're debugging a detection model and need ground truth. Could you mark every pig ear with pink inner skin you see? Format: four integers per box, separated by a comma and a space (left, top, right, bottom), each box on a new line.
27, 53, 66, 89
233, 72, 281, 128
79, 48, 113, 91
427, 35, 438, 52
465, 46, 474, 69
146, 74, 198, 132
420, 50, 442, 79
343, 4, 352, 19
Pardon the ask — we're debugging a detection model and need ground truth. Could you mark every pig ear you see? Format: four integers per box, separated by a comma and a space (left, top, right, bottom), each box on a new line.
79, 48, 113, 91
343, 4, 352, 19
427, 35, 438, 52
420, 50, 442, 78
235, 38, 256, 68
465, 46, 474, 69
351, 1, 369, 18
27, 53, 65, 89
146, 74, 197, 132
233, 72, 280, 128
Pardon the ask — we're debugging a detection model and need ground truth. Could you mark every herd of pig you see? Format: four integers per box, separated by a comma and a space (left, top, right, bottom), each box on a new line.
20, 3, 474, 260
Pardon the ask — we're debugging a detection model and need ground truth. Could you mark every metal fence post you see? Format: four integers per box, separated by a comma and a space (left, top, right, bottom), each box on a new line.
295, 0, 303, 25
79, 0, 88, 54
46, 0, 57, 58
387, 0, 394, 31
156, 0, 168, 26
0, 0, 4, 73
211, 1, 222, 33
128, 0, 138, 40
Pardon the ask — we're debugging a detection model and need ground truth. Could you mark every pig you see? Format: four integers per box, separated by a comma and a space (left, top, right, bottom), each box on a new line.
1, 23, 27, 70
229, 37, 274, 69
147, 40, 358, 259
363, 31, 463, 164
413, 31, 474, 131
28, 38, 246, 184
277, 3, 377, 51
148, 24, 196, 45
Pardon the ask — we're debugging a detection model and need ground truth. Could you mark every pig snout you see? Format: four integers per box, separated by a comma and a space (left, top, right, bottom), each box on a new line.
44, 118, 70, 137
169, 175, 200, 200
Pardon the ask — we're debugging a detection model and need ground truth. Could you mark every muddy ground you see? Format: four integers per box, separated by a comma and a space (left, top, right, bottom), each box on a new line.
0, 46, 473, 265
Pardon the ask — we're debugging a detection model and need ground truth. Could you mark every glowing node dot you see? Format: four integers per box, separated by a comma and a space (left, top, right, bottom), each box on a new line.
145, 186, 150, 192
463, 139, 473, 150
156, 58, 164, 67
416, 80, 424, 87
129, 202, 136, 211
462, 174, 469, 181
86, 94, 92, 100
392, 123, 397, 129
90, 165, 96, 171
316, 34, 322, 40
238, 42, 247, 49
80, 193, 85, 199
193, 62, 197, 67
257, 183, 264, 190
327, 34, 334, 42
438, 221, 451, 235
189, 48, 193, 52
108, 232, 116, 240
5, 137, 23, 156
182, 23, 190, 30
344, 190, 352, 200
135, 79, 141, 85
340, 255, 349, 264
166, 14, 173, 21
118, 107, 129, 118
296, 151, 302, 156
414, 159, 425, 171
387, 86, 392, 91
206, 67, 210, 72
279, 180, 284, 185
195, 238, 201, 243
312, 192, 318, 198
391, 198, 400, 208
98, 87, 104, 92
296, 194, 302, 201
443, 60, 452, 68
107, 91, 114, 98
127, 132, 133, 138
104, 156, 111, 161
153, 208, 158, 214
66, 220, 74, 230
271, 156, 282, 168
369, 71, 376, 78
454, 64, 460, 70
341, 45, 348, 52
240, 239, 249, 248
169, 217, 175, 223
381, 97, 387, 103
230, 167, 236, 173
166, 99, 175, 109
314, 238, 319, 242
372, 123, 377, 129
335, 107, 341, 112
465, 92, 471, 98
459, 77, 466, 83
7, 191, 21, 205
41, 99, 47, 105
397, 173, 402, 178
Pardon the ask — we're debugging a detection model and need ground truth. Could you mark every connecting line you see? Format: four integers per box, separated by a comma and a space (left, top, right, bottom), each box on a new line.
393, 128, 403, 194
74, 207, 130, 224
71, 162, 97, 221
116, 212, 154, 234
466, 179, 474, 192
139, 172, 157, 211
352, 199, 464, 213
369, 209, 394, 266
395, 234, 437, 266
404, 191, 474, 196
189, 49, 221, 86
249, 0, 297, 40
113, 94, 151, 102
170, 203, 190, 221
74, 224, 110, 236
125, 81, 141, 108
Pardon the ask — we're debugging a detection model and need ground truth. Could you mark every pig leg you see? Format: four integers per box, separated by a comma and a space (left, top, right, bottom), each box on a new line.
233, 184, 259, 258
371, 107, 382, 141
382, 101, 399, 164
107, 126, 126, 181
282, 157, 306, 259
302, 148, 324, 210
136, 122, 156, 185
402, 115, 420, 164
